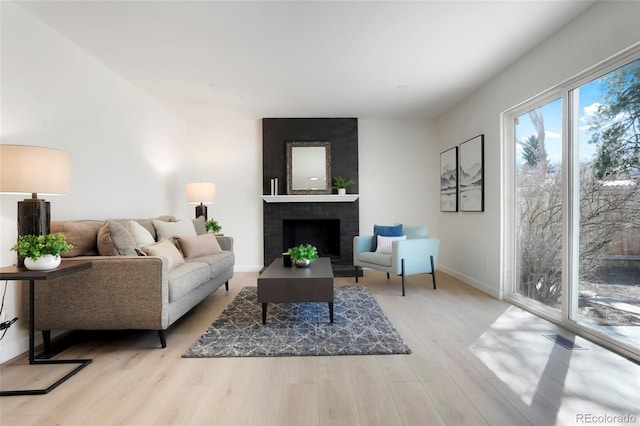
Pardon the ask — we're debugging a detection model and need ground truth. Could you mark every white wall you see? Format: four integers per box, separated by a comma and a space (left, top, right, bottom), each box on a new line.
358, 119, 439, 235
0, 2, 187, 363
435, 1, 640, 298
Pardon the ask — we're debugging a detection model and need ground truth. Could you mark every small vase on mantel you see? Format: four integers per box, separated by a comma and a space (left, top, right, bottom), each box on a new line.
24, 254, 61, 271
337, 188, 347, 195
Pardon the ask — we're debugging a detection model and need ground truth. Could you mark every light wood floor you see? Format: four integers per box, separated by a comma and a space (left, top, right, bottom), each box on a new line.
1, 271, 639, 425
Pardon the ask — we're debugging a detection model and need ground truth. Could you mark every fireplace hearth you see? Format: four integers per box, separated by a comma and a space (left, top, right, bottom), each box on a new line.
263, 200, 358, 276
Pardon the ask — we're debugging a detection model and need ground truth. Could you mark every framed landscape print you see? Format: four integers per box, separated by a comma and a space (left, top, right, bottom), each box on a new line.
459, 134, 484, 212
440, 146, 458, 212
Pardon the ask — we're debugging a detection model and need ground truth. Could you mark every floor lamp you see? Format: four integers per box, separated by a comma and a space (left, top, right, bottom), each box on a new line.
187, 182, 215, 219
0, 144, 71, 239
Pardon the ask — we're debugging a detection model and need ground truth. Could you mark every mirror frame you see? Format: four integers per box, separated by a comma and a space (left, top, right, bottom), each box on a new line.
286, 141, 332, 195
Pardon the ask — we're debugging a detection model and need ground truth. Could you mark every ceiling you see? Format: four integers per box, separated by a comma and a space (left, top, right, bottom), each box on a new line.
16, 1, 596, 120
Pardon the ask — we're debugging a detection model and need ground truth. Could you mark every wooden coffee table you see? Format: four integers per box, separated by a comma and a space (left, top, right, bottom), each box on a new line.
257, 257, 334, 324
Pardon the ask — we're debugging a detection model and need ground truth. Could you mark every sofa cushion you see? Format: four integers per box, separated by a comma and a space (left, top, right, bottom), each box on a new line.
153, 219, 196, 240
167, 261, 211, 302
186, 251, 235, 279
176, 233, 222, 258
358, 251, 392, 267
97, 221, 138, 256
375, 235, 407, 254
139, 238, 185, 270
52, 220, 104, 257
403, 224, 428, 239
371, 224, 403, 252
125, 220, 156, 247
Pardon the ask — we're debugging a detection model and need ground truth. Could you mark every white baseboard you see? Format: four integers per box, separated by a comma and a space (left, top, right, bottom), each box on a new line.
438, 264, 503, 299
234, 265, 262, 273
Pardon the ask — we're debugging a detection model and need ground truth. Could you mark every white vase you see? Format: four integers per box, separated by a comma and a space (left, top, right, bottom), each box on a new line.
24, 254, 61, 271
338, 188, 346, 195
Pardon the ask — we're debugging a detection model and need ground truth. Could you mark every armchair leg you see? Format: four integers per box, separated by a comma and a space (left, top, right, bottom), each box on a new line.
225, 281, 229, 291
355, 266, 359, 283
386, 272, 390, 280
401, 258, 406, 297
430, 255, 437, 290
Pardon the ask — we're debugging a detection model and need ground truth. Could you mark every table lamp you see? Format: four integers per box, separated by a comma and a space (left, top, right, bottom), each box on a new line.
0, 145, 70, 237
187, 182, 215, 219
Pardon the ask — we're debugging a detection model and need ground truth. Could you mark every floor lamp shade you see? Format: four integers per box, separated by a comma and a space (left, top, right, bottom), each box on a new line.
1, 145, 71, 237
187, 182, 215, 219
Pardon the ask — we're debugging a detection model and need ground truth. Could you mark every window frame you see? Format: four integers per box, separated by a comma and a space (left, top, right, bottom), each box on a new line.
501, 43, 640, 362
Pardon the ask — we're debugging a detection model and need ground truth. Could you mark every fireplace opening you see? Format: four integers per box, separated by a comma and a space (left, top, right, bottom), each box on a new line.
283, 219, 340, 258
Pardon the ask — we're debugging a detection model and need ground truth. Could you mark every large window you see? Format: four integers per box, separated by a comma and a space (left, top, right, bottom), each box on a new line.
514, 98, 563, 312
504, 47, 640, 360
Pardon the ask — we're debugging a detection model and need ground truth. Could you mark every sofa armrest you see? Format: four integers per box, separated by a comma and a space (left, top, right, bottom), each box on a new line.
354, 235, 374, 255
392, 238, 440, 274
216, 235, 233, 252
29, 256, 170, 331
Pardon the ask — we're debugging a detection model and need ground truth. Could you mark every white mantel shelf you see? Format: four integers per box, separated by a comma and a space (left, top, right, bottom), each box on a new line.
261, 194, 359, 203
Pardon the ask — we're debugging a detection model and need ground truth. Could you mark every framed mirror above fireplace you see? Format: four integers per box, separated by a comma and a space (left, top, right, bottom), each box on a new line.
286, 141, 331, 195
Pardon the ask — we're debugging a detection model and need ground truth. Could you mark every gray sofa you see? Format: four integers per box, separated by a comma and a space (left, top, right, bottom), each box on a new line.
26, 216, 234, 348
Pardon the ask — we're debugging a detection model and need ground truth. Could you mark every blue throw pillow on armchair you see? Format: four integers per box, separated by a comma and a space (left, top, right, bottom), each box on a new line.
371, 224, 403, 252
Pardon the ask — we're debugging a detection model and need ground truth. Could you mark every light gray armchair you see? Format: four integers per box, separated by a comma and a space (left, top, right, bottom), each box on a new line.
353, 224, 439, 296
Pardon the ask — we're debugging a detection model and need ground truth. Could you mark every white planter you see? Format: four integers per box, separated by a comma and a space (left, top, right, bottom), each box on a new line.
338, 188, 347, 195
24, 254, 61, 271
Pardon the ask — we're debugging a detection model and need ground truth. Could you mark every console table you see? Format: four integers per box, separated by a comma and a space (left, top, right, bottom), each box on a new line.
0, 260, 92, 396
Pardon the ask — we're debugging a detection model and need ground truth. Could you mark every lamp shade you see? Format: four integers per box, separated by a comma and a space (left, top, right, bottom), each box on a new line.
187, 182, 216, 204
0, 145, 71, 195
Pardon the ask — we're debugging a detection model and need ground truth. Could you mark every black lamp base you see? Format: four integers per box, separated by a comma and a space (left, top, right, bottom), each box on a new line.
17, 198, 50, 267
195, 204, 207, 219
18, 198, 50, 237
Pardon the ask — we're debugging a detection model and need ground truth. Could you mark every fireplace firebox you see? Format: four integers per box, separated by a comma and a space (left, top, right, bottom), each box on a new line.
283, 219, 340, 258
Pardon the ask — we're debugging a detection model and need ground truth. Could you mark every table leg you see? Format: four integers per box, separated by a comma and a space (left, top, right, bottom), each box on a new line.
29, 280, 35, 363
262, 303, 267, 325
329, 302, 334, 323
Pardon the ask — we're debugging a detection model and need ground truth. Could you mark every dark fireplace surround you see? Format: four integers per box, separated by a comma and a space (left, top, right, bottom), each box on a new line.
262, 118, 359, 276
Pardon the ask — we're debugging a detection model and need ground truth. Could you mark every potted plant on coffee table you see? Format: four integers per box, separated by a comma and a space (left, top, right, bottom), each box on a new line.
288, 243, 318, 268
332, 176, 356, 195
11, 233, 73, 271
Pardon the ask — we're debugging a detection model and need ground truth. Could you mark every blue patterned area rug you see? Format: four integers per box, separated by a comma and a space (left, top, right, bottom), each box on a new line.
183, 285, 411, 357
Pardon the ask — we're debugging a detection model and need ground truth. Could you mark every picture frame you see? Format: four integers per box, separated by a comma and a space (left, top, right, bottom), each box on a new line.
440, 146, 458, 212
459, 134, 484, 212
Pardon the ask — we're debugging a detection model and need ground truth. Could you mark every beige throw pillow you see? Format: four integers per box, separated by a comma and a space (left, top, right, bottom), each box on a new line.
126, 220, 155, 247
139, 239, 185, 270
152, 219, 196, 241
177, 233, 223, 258
97, 221, 138, 256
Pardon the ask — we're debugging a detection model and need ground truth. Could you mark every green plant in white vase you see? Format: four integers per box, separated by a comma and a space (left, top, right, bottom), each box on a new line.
205, 219, 222, 233
332, 176, 356, 195
11, 233, 73, 270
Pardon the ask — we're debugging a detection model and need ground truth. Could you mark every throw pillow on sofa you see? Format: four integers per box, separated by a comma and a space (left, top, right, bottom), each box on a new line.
126, 220, 155, 247
97, 221, 138, 256
153, 219, 197, 240
139, 238, 185, 270
176, 233, 223, 258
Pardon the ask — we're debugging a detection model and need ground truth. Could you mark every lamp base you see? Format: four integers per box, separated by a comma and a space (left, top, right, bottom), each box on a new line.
17, 198, 50, 267
18, 198, 50, 237
195, 204, 207, 219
